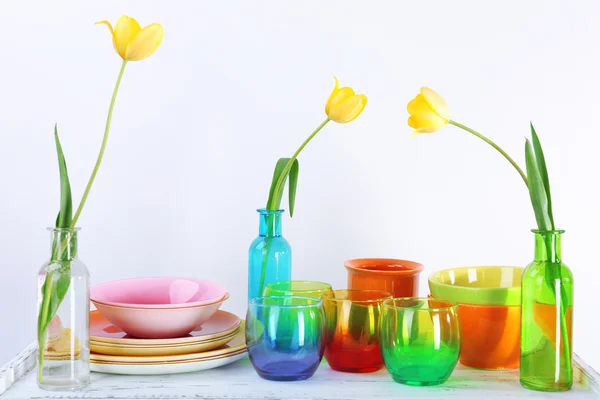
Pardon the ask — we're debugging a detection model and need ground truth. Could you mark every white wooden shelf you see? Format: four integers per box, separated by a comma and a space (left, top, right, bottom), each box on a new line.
1, 342, 599, 399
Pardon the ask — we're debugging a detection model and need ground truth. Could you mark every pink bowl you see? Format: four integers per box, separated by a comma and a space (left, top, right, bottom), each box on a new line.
91, 294, 229, 339
90, 277, 228, 309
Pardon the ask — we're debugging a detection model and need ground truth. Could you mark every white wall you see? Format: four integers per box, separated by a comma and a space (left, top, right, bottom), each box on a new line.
1, 0, 599, 370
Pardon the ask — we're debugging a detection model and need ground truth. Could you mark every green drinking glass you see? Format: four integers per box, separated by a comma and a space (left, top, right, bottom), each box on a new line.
380, 298, 461, 386
263, 280, 333, 299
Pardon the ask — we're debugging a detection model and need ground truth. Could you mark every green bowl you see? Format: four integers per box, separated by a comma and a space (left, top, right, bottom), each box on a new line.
428, 266, 523, 306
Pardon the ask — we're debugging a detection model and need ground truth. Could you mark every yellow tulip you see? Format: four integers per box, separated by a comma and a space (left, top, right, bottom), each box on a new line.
325, 77, 367, 123
407, 87, 450, 135
96, 15, 163, 61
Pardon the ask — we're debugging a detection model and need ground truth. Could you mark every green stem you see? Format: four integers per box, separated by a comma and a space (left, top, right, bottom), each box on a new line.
70, 60, 128, 228
257, 234, 272, 298
449, 120, 528, 187
267, 118, 330, 210
37, 271, 54, 381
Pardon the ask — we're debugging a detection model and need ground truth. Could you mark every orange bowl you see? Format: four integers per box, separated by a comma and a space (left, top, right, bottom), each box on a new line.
344, 258, 424, 297
457, 303, 520, 370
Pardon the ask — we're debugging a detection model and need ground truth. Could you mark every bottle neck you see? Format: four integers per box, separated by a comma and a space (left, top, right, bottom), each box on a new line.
259, 210, 283, 237
533, 230, 563, 263
50, 229, 79, 262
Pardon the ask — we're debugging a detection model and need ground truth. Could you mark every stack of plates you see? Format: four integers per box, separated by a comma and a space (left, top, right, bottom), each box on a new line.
89, 310, 246, 375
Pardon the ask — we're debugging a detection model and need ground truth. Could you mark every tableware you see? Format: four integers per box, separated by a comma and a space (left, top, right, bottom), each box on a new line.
344, 258, 423, 297
458, 303, 520, 369
37, 228, 90, 390
263, 280, 332, 299
380, 298, 460, 386
91, 326, 246, 364
90, 277, 228, 308
248, 209, 291, 301
91, 294, 229, 339
246, 296, 325, 381
91, 329, 238, 357
322, 289, 391, 373
89, 309, 241, 345
428, 266, 523, 306
90, 352, 247, 375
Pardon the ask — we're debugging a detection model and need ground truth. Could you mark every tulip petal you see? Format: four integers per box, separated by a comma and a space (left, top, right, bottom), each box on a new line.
407, 93, 448, 133
114, 15, 141, 59
124, 23, 164, 61
421, 87, 450, 121
96, 20, 118, 54
328, 94, 367, 123
325, 77, 339, 114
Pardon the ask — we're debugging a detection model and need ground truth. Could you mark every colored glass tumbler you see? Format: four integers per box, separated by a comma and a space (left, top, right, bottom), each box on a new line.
380, 298, 460, 386
246, 296, 325, 381
248, 209, 291, 301
264, 280, 333, 299
323, 289, 391, 373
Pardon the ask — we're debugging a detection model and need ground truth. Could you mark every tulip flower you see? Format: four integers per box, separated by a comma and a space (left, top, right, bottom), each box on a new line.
257, 77, 367, 297
407, 87, 450, 135
406, 87, 572, 384
96, 15, 163, 61
325, 77, 368, 123
407, 87, 527, 186
38, 16, 163, 382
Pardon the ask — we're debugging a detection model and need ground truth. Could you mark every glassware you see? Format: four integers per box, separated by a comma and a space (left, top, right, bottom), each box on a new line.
263, 280, 332, 299
380, 298, 460, 386
37, 228, 90, 390
322, 289, 391, 373
245, 296, 325, 381
248, 209, 291, 301
520, 230, 573, 392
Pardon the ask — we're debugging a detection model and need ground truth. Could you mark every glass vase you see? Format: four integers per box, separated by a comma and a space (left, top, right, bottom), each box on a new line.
248, 209, 291, 301
37, 228, 90, 390
520, 229, 573, 392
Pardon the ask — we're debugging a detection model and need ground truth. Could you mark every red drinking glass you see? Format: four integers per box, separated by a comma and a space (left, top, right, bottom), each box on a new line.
322, 289, 392, 373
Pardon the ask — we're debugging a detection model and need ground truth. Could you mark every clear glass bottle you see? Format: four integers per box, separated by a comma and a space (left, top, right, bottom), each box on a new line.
37, 228, 90, 390
248, 209, 291, 301
520, 229, 573, 392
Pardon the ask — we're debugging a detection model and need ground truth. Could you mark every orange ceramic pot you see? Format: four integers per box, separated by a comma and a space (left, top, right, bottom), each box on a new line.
344, 258, 424, 297
457, 303, 520, 370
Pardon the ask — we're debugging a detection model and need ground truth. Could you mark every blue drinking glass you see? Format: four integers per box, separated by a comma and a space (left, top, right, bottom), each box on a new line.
246, 296, 325, 381
248, 209, 291, 301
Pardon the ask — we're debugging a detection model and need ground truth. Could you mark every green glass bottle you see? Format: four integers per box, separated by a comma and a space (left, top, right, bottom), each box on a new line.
520, 230, 573, 392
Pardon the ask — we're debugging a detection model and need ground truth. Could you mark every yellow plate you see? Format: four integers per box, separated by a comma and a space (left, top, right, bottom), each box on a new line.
91, 349, 247, 366
90, 322, 246, 364
91, 329, 238, 356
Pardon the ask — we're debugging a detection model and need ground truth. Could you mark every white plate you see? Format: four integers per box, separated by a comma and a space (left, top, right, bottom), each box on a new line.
91, 351, 247, 375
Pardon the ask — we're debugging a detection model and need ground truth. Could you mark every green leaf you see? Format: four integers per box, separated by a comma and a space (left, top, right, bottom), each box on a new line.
525, 139, 552, 231
288, 159, 299, 217
266, 158, 290, 210
266, 158, 300, 216
38, 125, 74, 367
54, 124, 72, 229
530, 123, 555, 230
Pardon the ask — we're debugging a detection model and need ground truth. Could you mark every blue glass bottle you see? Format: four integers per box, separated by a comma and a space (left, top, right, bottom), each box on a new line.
248, 209, 291, 301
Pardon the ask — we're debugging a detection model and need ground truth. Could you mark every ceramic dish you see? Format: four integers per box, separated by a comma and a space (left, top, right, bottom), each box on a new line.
90, 351, 247, 375
92, 294, 229, 339
90, 309, 241, 345
428, 266, 523, 306
91, 329, 239, 357
345, 258, 424, 297
90, 277, 228, 308
90, 323, 246, 364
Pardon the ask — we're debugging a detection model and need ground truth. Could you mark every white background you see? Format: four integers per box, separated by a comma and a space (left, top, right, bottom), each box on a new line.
1, 0, 599, 370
